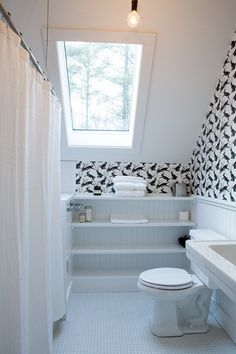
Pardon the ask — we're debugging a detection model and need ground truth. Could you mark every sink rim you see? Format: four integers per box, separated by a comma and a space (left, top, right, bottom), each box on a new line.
186, 240, 236, 273
186, 240, 236, 302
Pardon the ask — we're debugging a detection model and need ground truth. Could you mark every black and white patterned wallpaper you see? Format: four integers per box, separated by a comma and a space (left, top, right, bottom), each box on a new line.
191, 32, 236, 202
75, 161, 191, 195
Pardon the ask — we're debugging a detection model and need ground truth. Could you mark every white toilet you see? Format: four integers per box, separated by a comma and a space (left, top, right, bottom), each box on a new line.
137, 229, 226, 337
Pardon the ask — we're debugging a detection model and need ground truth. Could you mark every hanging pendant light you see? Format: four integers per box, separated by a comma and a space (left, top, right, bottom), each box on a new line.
127, 0, 140, 29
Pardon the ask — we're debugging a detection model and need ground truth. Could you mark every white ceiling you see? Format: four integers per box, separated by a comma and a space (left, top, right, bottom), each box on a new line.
3, 0, 236, 162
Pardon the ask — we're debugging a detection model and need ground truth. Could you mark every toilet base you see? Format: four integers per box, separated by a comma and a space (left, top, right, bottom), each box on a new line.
150, 318, 209, 337
149, 288, 211, 337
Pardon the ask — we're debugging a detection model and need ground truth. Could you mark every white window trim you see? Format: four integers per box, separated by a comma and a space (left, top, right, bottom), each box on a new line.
47, 28, 156, 152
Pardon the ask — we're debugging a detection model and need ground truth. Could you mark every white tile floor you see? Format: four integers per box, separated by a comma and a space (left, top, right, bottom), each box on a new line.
54, 292, 236, 354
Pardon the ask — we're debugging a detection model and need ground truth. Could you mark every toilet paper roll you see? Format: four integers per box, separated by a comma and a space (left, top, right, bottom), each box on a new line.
178, 210, 189, 221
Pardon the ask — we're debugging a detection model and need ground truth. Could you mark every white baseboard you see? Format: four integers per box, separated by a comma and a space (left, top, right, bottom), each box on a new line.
72, 276, 139, 292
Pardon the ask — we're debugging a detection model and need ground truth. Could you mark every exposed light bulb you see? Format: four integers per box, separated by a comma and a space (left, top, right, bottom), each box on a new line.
127, 10, 140, 29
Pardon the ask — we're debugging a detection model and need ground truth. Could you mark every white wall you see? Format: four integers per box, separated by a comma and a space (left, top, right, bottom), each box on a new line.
3, 0, 236, 162
60, 161, 76, 193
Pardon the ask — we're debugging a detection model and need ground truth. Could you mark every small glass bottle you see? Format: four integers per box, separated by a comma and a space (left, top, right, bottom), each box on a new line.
94, 185, 102, 196
79, 212, 86, 223
85, 206, 92, 222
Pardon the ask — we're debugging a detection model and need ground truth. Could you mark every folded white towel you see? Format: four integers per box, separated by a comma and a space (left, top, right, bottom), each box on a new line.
110, 214, 148, 224
115, 190, 145, 197
114, 182, 147, 191
113, 176, 146, 184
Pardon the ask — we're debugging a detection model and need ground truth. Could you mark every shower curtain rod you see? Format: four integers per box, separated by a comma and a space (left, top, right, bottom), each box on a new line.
0, 2, 56, 97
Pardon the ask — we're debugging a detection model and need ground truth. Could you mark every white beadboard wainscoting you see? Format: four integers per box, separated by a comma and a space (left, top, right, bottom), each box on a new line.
68, 195, 195, 292
191, 196, 236, 240
191, 195, 236, 344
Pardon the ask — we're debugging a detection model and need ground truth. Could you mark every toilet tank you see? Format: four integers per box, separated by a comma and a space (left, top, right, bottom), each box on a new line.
189, 229, 226, 241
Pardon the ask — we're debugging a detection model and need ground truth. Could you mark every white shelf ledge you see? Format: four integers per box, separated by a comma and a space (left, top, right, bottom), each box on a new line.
71, 219, 196, 228
71, 243, 185, 255
72, 193, 195, 201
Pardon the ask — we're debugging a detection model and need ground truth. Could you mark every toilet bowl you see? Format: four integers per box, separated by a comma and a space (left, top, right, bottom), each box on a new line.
138, 267, 212, 337
137, 229, 226, 337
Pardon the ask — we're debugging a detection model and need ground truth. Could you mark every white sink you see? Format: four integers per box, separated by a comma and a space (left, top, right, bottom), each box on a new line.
209, 244, 236, 266
186, 240, 236, 303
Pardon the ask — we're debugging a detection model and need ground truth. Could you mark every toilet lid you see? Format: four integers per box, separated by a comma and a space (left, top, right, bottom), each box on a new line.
139, 268, 193, 290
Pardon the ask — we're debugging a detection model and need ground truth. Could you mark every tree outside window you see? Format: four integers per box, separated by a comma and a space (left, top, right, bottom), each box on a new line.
64, 41, 139, 132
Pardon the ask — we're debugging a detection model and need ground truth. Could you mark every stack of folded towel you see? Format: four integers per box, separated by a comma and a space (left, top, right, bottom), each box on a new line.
113, 176, 147, 197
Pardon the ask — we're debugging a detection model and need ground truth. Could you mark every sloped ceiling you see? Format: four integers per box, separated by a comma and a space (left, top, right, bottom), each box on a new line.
3, 0, 236, 162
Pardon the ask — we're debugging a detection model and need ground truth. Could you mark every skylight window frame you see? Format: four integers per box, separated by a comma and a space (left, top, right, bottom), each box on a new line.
48, 29, 156, 151
63, 41, 142, 134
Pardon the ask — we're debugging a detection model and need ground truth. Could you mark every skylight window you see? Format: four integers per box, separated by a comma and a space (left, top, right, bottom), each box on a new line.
52, 29, 156, 150
64, 42, 141, 133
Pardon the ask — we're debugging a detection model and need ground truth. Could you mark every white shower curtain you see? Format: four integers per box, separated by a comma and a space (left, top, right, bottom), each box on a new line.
0, 21, 64, 354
